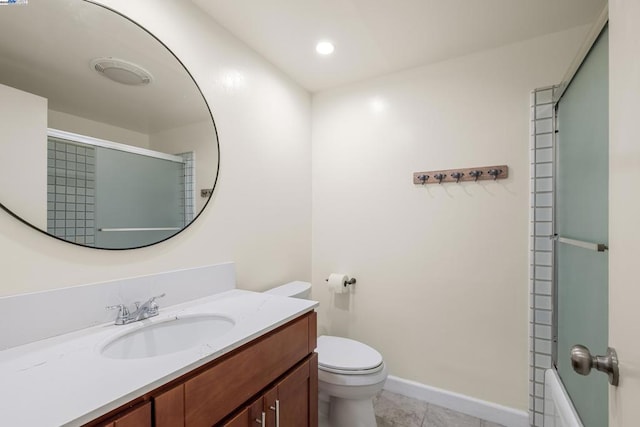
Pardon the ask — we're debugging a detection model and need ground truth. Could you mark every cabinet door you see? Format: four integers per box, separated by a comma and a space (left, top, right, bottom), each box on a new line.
270, 355, 317, 427
223, 356, 317, 427
113, 402, 151, 427
86, 402, 151, 427
262, 387, 278, 426
222, 407, 249, 427
155, 384, 185, 427
277, 361, 310, 426
222, 398, 263, 427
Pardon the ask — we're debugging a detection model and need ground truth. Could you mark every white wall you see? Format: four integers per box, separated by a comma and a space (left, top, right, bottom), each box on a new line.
311, 26, 588, 410
0, 83, 47, 229
0, 0, 311, 296
609, 0, 640, 425
150, 119, 218, 213
48, 110, 151, 149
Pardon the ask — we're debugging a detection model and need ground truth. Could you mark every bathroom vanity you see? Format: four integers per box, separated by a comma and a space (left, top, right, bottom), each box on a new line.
0, 275, 319, 427
87, 310, 318, 427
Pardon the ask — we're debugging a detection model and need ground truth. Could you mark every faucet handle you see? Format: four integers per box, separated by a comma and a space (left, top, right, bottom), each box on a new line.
106, 303, 129, 313
150, 293, 166, 302
106, 304, 130, 325
135, 294, 165, 309
147, 293, 166, 314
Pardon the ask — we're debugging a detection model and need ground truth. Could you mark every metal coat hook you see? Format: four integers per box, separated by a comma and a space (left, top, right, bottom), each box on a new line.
417, 174, 429, 184
433, 173, 445, 184
450, 172, 464, 183
468, 170, 483, 181
487, 169, 503, 180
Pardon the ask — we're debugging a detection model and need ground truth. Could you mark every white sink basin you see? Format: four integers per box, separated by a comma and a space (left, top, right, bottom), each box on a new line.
99, 314, 235, 359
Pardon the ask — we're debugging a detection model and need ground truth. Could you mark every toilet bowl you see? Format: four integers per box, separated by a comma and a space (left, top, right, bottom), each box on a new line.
265, 281, 387, 426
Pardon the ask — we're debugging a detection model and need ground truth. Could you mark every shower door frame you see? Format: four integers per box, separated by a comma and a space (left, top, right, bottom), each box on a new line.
550, 10, 609, 372
550, 12, 609, 427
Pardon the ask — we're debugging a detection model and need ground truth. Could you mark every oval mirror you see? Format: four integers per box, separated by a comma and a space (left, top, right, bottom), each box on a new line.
0, 0, 219, 249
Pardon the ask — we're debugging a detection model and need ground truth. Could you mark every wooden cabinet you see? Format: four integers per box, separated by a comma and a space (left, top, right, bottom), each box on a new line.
96, 402, 151, 427
221, 395, 263, 427
221, 353, 318, 427
84, 311, 317, 427
154, 384, 185, 427
113, 403, 152, 427
276, 353, 318, 426
184, 313, 312, 426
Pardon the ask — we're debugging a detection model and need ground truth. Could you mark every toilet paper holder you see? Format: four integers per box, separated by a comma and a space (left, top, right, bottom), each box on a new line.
325, 277, 357, 286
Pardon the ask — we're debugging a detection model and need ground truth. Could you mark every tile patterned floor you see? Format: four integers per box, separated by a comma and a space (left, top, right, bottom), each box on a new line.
373, 390, 506, 427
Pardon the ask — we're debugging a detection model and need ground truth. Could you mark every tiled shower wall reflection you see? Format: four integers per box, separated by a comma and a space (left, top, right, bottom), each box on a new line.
529, 86, 557, 426
178, 151, 196, 224
47, 143, 195, 245
47, 138, 96, 246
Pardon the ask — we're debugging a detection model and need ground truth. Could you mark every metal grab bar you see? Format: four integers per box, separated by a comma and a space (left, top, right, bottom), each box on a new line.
550, 234, 608, 252
98, 227, 181, 232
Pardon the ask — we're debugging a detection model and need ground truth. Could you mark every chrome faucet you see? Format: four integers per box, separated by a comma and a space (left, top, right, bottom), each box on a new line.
106, 293, 166, 325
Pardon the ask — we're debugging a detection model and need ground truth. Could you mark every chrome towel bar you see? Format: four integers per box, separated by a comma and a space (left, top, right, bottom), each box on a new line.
98, 227, 181, 232
550, 234, 608, 252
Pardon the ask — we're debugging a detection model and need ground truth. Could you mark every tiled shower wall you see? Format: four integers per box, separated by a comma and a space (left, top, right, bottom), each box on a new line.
47, 138, 96, 246
529, 86, 557, 426
178, 151, 196, 225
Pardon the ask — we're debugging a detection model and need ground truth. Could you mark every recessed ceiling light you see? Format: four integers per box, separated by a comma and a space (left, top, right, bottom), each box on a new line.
90, 57, 153, 86
316, 41, 335, 55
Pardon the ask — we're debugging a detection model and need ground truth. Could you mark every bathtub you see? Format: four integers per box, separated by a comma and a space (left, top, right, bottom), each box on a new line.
544, 369, 584, 427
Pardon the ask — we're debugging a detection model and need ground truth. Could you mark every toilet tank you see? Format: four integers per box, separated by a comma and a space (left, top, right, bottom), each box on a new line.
264, 281, 312, 299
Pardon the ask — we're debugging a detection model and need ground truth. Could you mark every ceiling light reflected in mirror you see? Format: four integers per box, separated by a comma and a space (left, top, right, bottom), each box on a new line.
91, 57, 154, 86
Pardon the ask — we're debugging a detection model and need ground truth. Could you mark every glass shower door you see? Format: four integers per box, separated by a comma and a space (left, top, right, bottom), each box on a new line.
94, 146, 185, 248
555, 27, 608, 427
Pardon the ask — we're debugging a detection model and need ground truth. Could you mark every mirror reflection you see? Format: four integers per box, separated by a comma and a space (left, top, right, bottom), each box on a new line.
0, 0, 219, 249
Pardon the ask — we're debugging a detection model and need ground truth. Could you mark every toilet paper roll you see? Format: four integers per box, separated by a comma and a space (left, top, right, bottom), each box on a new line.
327, 273, 349, 294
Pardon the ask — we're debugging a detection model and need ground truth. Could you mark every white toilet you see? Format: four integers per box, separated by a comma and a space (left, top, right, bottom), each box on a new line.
265, 281, 388, 427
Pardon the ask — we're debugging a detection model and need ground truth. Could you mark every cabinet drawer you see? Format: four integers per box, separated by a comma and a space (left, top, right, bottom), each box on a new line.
185, 314, 311, 426
113, 402, 151, 426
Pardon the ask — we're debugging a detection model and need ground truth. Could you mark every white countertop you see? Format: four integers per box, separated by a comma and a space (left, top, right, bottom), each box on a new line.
0, 290, 318, 426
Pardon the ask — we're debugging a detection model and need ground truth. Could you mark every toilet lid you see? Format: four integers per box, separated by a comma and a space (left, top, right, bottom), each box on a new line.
317, 336, 383, 372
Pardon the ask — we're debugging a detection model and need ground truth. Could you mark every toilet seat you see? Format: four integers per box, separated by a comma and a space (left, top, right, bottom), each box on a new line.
317, 335, 384, 375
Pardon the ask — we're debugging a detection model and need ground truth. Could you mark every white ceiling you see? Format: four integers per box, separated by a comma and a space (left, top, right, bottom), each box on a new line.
192, 0, 606, 92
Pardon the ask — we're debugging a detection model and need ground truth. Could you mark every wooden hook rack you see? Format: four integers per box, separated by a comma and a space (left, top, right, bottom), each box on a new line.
413, 165, 508, 185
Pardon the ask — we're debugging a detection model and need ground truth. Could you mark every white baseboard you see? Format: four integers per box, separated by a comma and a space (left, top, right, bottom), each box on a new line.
383, 375, 529, 427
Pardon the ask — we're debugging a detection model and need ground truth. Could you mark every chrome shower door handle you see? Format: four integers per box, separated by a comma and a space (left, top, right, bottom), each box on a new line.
570, 344, 619, 386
